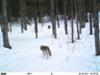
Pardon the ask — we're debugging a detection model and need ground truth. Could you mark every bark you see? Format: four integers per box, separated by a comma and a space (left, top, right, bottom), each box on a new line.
70, 0, 74, 43
38, 0, 44, 26
2, 0, 12, 49
19, 0, 27, 33
1, 73, 6, 75
34, 12, 38, 39
55, 0, 60, 28
34, 0, 38, 39
94, 0, 100, 56
94, 12, 100, 56
89, 13, 93, 35
50, 0, 57, 39
20, 16, 24, 33
76, 21, 80, 39
0, 18, 3, 32
71, 18, 74, 43
56, 14, 60, 28
9, 23, 12, 32
75, 0, 80, 39
9, 16, 13, 32
63, 0, 68, 34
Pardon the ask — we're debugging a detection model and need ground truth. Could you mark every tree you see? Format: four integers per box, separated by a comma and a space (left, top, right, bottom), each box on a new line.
51, 72, 53, 75
55, 0, 60, 28
63, 0, 68, 34
27, 73, 32, 75
50, 0, 57, 39
2, 0, 12, 49
38, 0, 44, 26
34, 0, 38, 39
1, 73, 6, 75
19, 0, 28, 33
70, 0, 74, 43
89, 0, 93, 35
75, 0, 80, 39
94, 0, 100, 56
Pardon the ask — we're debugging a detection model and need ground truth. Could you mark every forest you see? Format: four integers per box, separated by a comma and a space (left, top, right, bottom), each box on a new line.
0, 0, 100, 56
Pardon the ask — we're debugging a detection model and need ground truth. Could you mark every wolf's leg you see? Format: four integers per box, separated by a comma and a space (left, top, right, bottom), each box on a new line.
47, 55, 48, 59
47, 50, 50, 59
48, 49, 51, 56
43, 51, 45, 56
44, 50, 48, 59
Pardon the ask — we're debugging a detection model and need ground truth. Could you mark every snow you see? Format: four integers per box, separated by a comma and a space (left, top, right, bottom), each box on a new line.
0, 20, 100, 72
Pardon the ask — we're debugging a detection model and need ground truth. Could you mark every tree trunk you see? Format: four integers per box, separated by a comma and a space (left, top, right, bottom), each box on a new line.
89, 0, 93, 35
70, 0, 74, 43
76, 14, 80, 39
71, 18, 74, 43
38, 0, 44, 26
63, 0, 68, 34
2, 0, 12, 49
1, 73, 6, 75
19, 0, 27, 33
20, 16, 24, 33
89, 13, 93, 35
94, 0, 100, 56
0, 19, 3, 32
56, 14, 60, 28
34, 12, 38, 39
94, 12, 100, 56
9, 16, 13, 32
55, 0, 60, 28
9, 23, 12, 32
34, 0, 38, 39
50, 0, 57, 39
75, 0, 80, 39
27, 73, 32, 75
78, 0, 83, 34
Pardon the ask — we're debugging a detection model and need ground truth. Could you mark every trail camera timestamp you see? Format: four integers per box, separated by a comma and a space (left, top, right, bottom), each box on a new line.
79, 73, 99, 75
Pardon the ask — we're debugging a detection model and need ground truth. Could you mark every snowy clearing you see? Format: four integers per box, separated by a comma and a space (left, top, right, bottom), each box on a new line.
0, 20, 100, 72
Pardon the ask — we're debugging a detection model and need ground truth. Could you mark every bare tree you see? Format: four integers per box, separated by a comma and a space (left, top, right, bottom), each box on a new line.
94, 0, 100, 56
89, 0, 93, 35
63, 0, 68, 34
34, 0, 38, 39
27, 73, 32, 75
55, 0, 60, 28
34, 12, 38, 39
2, 0, 12, 49
19, 0, 27, 33
50, 0, 57, 39
70, 0, 74, 43
75, 0, 80, 39
1, 73, 6, 75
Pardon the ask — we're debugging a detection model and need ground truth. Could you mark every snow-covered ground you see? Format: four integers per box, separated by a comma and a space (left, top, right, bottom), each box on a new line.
0, 20, 100, 72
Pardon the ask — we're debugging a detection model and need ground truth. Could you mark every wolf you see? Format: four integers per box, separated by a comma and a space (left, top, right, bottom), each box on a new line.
40, 45, 52, 59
